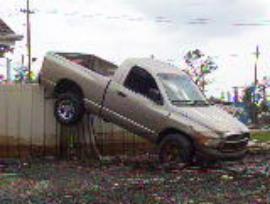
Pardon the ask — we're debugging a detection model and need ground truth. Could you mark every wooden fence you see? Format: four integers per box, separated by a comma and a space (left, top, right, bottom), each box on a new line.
0, 84, 153, 159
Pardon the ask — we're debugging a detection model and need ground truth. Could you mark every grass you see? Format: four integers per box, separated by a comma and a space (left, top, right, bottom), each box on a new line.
251, 131, 270, 142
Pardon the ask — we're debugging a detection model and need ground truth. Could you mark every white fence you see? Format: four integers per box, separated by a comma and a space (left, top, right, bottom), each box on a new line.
0, 84, 152, 158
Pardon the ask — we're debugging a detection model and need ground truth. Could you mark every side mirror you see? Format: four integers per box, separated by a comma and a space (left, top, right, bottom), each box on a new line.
148, 88, 163, 105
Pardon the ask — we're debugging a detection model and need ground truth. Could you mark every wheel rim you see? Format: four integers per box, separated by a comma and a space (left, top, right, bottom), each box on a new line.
57, 100, 76, 121
162, 142, 181, 163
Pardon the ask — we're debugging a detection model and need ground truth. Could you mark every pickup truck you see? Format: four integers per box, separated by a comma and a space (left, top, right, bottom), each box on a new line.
39, 52, 250, 163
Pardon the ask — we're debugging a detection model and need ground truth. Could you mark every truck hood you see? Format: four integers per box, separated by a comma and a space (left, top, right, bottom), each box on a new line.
172, 105, 249, 135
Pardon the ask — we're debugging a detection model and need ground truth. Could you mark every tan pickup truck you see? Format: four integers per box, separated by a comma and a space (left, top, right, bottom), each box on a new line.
39, 52, 250, 163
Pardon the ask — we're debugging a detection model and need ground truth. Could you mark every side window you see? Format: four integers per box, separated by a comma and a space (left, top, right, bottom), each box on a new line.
124, 66, 163, 104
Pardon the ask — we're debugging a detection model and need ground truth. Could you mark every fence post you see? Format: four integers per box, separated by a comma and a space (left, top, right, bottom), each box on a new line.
6, 58, 11, 83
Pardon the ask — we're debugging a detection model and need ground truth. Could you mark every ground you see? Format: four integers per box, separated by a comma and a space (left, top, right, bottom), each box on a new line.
0, 153, 270, 204
0, 132, 269, 204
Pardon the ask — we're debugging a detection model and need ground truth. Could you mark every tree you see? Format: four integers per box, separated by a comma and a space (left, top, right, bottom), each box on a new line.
183, 49, 218, 93
242, 81, 270, 125
242, 86, 258, 124
242, 86, 253, 104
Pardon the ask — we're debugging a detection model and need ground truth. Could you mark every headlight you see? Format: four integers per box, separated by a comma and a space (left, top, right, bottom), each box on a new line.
203, 138, 221, 147
196, 134, 222, 148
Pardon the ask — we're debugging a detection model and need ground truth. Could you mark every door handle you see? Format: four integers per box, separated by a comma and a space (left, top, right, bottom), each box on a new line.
117, 91, 127, 98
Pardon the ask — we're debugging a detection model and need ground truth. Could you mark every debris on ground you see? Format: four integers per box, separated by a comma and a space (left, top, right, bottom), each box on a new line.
248, 139, 270, 154
0, 154, 269, 203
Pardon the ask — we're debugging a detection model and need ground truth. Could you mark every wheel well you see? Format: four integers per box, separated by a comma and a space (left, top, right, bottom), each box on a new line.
157, 128, 194, 148
54, 79, 84, 98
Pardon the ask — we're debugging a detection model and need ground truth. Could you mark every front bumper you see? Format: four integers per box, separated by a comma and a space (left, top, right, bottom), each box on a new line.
195, 133, 250, 161
195, 145, 248, 161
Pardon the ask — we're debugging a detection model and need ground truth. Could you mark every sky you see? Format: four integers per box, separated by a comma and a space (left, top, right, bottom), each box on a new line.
0, 0, 270, 97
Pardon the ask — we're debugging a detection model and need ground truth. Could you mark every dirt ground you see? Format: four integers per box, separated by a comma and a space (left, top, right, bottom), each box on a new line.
0, 153, 270, 204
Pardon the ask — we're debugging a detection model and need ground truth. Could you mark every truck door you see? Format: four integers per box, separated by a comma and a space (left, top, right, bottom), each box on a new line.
101, 66, 169, 141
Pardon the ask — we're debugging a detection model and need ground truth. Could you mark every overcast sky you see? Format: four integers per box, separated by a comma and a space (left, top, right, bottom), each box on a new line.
1, 0, 270, 96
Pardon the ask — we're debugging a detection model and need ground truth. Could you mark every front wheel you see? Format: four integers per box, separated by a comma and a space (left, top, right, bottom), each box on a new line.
159, 134, 193, 164
54, 93, 85, 126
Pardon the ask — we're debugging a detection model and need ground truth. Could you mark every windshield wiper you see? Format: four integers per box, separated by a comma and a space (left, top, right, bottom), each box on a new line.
171, 100, 209, 106
192, 100, 209, 106
171, 100, 193, 104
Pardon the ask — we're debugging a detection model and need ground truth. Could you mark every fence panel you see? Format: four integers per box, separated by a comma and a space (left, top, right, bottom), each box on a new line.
31, 85, 45, 156
0, 84, 152, 159
19, 85, 34, 158
44, 98, 58, 156
0, 85, 8, 157
6, 85, 20, 157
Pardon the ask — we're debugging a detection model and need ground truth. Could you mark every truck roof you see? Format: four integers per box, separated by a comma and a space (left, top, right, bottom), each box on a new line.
113, 57, 187, 84
120, 58, 185, 75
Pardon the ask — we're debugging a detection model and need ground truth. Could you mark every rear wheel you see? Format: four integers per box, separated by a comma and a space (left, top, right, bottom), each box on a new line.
159, 134, 193, 164
54, 93, 85, 126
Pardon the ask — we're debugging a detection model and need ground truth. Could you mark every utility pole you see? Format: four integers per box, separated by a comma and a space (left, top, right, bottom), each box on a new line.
262, 76, 267, 102
253, 45, 260, 125
6, 58, 11, 83
21, 54, 25, 67
20, 0, 34, 82
262, 85, 267, 102
254, 45, 260, 87
233, 86, 239, 103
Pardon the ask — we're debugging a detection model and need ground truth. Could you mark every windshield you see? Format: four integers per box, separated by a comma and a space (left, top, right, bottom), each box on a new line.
158, 73, 208, 106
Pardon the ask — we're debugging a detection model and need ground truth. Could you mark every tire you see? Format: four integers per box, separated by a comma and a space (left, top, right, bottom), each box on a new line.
54, 93, 85, 126
159, 134, 193, 164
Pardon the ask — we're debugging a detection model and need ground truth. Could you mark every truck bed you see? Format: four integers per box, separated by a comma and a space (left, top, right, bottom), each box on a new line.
40, 52, 116, 115
57, 53, 118, 77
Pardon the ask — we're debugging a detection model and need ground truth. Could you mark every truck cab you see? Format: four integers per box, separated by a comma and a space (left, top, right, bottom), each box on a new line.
102, 58, 250, 162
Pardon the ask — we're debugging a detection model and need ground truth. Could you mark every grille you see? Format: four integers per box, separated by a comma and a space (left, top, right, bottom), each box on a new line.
226, 133, 250, 141
220, 133, 250, 152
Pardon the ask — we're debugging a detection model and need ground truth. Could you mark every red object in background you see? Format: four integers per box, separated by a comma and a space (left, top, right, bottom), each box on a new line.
0, 75, 4, 81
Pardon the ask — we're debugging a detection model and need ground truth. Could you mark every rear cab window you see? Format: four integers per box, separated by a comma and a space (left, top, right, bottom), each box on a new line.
124, 66, 163, 105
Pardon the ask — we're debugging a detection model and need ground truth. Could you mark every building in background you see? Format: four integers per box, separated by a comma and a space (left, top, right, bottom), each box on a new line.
0, 18, 23, 82
0, 18, 23, 55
